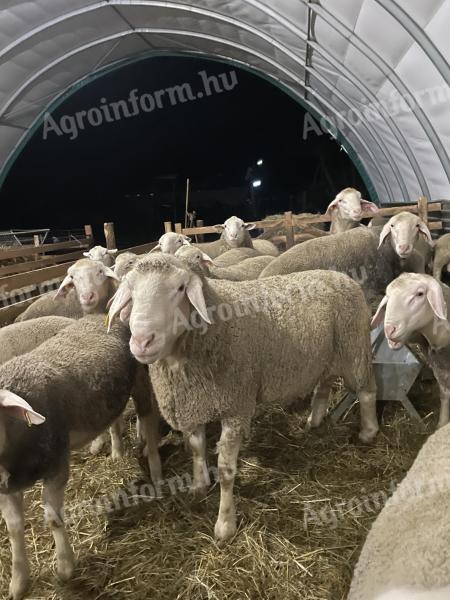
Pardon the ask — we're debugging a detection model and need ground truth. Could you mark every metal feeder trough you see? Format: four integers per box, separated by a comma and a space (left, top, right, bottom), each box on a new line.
331, 325, 424, 424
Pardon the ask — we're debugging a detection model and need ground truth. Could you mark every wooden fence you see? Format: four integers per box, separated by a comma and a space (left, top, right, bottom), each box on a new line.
170, 197, 443, 249
0, 197, 444, 326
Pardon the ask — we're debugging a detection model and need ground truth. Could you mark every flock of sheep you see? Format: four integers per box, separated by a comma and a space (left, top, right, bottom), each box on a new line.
2, 187, 450, 599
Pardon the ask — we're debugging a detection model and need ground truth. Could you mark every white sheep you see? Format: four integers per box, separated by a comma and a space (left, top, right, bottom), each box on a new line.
113, 251, 139, 279
150, 232, 191, 254
348, 422, 450, 600
325, 187, 378, 233
0, 315, 162, 600
193, 216, 279, 258
16, 259, 119, 322
108, 253, 378, 541
0, 316, 74, 364
214, 247, 262, 267
432, 232, 450, 280
259, 212, 433, 300
371, 272, 450, 428
83, 245, 118, 266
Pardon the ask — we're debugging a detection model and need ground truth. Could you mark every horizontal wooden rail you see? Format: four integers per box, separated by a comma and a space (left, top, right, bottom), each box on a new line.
122, 242, 158, 255
0, 239, 88, 261
0, 261, 76, 296
0, 250, 85, 277
0, 295, 41, 326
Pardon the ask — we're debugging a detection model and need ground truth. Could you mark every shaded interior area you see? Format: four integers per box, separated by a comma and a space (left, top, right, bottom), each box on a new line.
0, 56, 369, 247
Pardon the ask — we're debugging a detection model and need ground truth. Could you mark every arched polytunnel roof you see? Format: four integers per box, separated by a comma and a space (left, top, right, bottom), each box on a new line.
0, 0, 449, 202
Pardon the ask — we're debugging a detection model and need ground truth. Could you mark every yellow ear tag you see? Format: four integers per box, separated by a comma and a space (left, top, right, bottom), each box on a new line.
24, 411, 32, 427
104, 313, 110, 328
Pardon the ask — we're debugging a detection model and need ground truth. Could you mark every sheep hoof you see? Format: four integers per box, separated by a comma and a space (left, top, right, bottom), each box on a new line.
214, 518, 236, 541
110, 448, 124, 461
89, 440, 105, 455
358, 427, 379, 443
56, 555, 75, 582
9, 570, 30, 600
189, 483, 207, 499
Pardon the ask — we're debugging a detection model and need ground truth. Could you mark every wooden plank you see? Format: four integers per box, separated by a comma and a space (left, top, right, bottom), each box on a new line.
0, 295, 41, 326
175, 223, 183, 234
429, 221, 442, 231
122, 242, 158, 255
84, 224, 94, 247
0, 239, 88, 261
0, 261, 76, 295
418, 196, 429, 224
104, 222, 116, 250
284, 211, 294, 249
164, 222, 172, 233
0, 250, 84, 277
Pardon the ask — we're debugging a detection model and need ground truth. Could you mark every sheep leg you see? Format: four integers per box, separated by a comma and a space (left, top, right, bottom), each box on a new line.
42, 471, 74, 582
89, 431, 109, 455
110, 416, 125, 460
132, 366, 163, 484
0, 492, 30, 600
307, 380, 332, 429
356, 375, 379, 443
188, 425, 210, 496
214, 420, 242, 541
438, 385, 450, 428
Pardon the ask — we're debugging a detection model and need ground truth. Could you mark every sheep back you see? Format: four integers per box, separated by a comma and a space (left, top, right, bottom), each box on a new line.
15, 289, 83, 322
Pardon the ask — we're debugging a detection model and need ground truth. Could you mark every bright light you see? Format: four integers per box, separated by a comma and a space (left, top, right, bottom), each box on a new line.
256, 159, 263, 166
252, 179, 262, 188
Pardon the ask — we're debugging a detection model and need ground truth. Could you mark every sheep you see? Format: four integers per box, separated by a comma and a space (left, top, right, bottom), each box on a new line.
213, 247, 261, 267
259, 213, 433, 301
15, 259, 119, 322
0, 315, 162, 600
0, 316, 74, 364
14, 259, 123, 458
371, 272, 450, 428
150, 232, 191, 254
108, 253, 378, 541
432, 233, 450, 280
325, 187, 378, 233
114, 251, 139, 279
348, 422, 450, 600
192, 216, 279, 258
83, 245, 117, 267
378, 211, 433, 269
175, 246, 273, 281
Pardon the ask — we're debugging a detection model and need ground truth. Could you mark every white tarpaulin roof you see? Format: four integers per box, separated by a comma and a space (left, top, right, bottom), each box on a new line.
0, 0, 449, 202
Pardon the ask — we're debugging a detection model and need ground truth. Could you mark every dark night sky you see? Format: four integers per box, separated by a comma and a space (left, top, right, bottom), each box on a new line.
0, 56, 368, 247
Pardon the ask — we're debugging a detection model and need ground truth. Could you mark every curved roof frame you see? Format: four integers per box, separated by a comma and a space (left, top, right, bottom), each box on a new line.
0, 0, 448, 201
306, 1, 450, 186
0, 1, 408, 199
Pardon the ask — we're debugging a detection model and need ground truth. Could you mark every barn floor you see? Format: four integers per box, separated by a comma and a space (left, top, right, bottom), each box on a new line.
0, 379, 438, 600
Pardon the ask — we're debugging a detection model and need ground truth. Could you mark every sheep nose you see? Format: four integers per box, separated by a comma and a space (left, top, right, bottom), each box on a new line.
385, 324, 396, 339
398, 244, 411, 254
130, 334, 155, 355
81, 292, 95, 304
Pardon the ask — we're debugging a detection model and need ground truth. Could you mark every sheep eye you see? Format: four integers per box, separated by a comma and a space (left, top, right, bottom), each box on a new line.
417, 291, 424, 297
178, 284, 185, 293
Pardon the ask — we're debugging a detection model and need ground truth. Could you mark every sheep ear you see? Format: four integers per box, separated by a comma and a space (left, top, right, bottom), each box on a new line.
102, 265, 120, 281
183, 236, 192, 243
83, 251, 90, 258
0, 390, 46, 425
244, 223, 256, 231
213, 224, 225, 233
427, 280, 447, 320
149, 244, 161, 253
107, 283, 132, 332
186, 275, 211, 324
378, 222, 391, 249
107, 248, 118, 255
361, 200, 378, 214
55, 274, 73, 298
325, 197, 340, 215
200, 252, 215, 267
371, 296, 388, 328
418, 221, 433, 245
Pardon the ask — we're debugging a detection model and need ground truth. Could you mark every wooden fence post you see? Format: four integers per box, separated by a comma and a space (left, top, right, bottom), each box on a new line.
84, 224, 94, 248
104, 222, 116, 250
164, 221, 173, 233
196, 219, 204, 243
175, 223, 183, 234
33, 235, 40, 261
284, 211, 294, 249
418, 196, 428, 224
